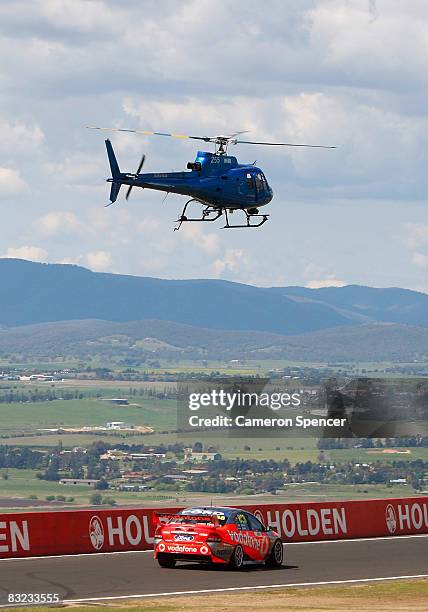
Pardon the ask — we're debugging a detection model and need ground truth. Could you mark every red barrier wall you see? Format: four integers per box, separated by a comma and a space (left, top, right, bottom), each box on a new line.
0, 496, 427, 559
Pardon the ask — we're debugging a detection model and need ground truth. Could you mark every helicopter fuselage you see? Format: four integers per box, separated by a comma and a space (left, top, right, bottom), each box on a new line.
109, 150, 273, 210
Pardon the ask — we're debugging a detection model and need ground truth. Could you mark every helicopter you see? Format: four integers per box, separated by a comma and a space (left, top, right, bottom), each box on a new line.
88, 126, 335, 230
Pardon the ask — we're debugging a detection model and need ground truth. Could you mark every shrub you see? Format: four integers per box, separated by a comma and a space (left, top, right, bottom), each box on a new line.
90, 492, 103, 505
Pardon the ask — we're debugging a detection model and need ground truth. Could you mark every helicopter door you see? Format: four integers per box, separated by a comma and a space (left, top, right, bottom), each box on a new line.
245, 172, 257, 203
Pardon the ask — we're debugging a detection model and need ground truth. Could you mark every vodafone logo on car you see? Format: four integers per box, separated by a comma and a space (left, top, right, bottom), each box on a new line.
259, 535, 270, 556
166, 544, 198, 553
89, 516, 105, 550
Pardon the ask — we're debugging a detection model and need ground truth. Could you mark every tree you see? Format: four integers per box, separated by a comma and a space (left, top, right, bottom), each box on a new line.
96, 478, 109, 490
102, 497, 116, 506
90, 492, 103, 505
45, 456, 60, 481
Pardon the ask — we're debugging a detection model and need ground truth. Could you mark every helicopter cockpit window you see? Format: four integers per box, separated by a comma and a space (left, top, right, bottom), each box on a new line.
255, 173, 264, 191
261, 173, 269, 189
246, 173, 254, 189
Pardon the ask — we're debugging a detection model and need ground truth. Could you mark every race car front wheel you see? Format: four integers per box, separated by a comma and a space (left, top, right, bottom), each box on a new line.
228, 544, 244, 569
157, 553, 176, 568
265, 539, 283, 568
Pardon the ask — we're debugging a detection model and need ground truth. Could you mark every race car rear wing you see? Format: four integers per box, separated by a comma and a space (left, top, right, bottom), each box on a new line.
154, 512, 222, 526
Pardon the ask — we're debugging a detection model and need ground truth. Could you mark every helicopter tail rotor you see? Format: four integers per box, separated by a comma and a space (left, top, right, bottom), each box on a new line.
125, 154, 146, 201
104, 139, 146, 206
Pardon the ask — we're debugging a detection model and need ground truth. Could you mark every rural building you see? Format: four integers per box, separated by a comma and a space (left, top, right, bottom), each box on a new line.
59, 478, 100, 487
106, 421, 134, 430
184, 448, 221, 462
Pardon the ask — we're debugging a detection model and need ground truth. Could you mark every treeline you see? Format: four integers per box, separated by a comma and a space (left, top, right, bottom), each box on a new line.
0, 385, 175, 403
318, 436, 428, 449
0, 389, 84, 403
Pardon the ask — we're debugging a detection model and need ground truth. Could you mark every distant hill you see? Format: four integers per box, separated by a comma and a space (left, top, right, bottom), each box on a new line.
0, 318, 427, 362
278, 285, 428, 328
0, 258, 427, 335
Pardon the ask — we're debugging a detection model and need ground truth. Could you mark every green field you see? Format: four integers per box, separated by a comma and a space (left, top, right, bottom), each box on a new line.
0, 468, 182, 508
0, 398, 176, 433
0, 468, 419, 512
1, 423, 427, 467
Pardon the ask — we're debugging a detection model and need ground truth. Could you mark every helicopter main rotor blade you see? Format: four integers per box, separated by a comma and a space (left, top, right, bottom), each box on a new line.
224, 130, 249, 139
88, 126, 336, 149
87, 126, 212, 143
125, 153, 146, 201
235, 140, 336, 148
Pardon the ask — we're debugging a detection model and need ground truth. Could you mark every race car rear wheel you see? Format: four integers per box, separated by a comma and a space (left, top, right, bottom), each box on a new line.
265, 539, 283, 567
228, 544, 244, 569
157, 553, 176, 568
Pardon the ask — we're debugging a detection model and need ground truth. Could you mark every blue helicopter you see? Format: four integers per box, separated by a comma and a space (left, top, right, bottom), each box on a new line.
88, 127, 335, 230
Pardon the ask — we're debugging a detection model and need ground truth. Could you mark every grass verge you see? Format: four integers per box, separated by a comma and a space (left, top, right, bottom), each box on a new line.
5, 578, 428, 611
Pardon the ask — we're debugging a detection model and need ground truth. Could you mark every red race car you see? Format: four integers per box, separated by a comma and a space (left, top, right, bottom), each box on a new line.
154, 506, 283, 569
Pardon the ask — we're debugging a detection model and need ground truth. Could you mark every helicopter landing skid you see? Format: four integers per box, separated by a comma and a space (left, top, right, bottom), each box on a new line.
223, 208, 269, 229
174, 200, 222, 231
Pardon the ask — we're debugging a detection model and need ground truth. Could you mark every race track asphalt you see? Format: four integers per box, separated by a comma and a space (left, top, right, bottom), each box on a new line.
0, 535, 427, 605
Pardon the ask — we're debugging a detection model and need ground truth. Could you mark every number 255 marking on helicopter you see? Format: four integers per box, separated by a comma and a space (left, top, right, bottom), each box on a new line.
88, 126, 335, 230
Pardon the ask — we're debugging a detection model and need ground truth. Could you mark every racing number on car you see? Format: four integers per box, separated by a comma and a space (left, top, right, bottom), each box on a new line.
236, 513, 250, 530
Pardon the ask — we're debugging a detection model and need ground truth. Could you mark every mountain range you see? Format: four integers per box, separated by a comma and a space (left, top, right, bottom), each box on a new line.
0, 318, 427, 362
0, 258, 427, 362
1, 258, 427, 334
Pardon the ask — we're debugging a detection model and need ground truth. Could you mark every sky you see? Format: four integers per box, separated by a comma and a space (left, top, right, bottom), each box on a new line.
0, 0, 427, 291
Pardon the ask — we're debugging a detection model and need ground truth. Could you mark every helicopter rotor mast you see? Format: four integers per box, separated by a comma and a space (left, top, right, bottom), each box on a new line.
87, 126, 336, 155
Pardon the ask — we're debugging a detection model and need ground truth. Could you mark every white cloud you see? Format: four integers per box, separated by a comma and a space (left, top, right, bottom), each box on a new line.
179, 224, 220, 256
36, 211, 84, 236
84, 250, 112, 271
303, 262, 346, 288
404, 223, 428, 250
0, 118, 44, 158
412, 252, 428, 269
212, 249, 249, 277
44, 154, 106, 186
2, 246, 48, 262
306, 278, 347, 289
0, 167, 28, 197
